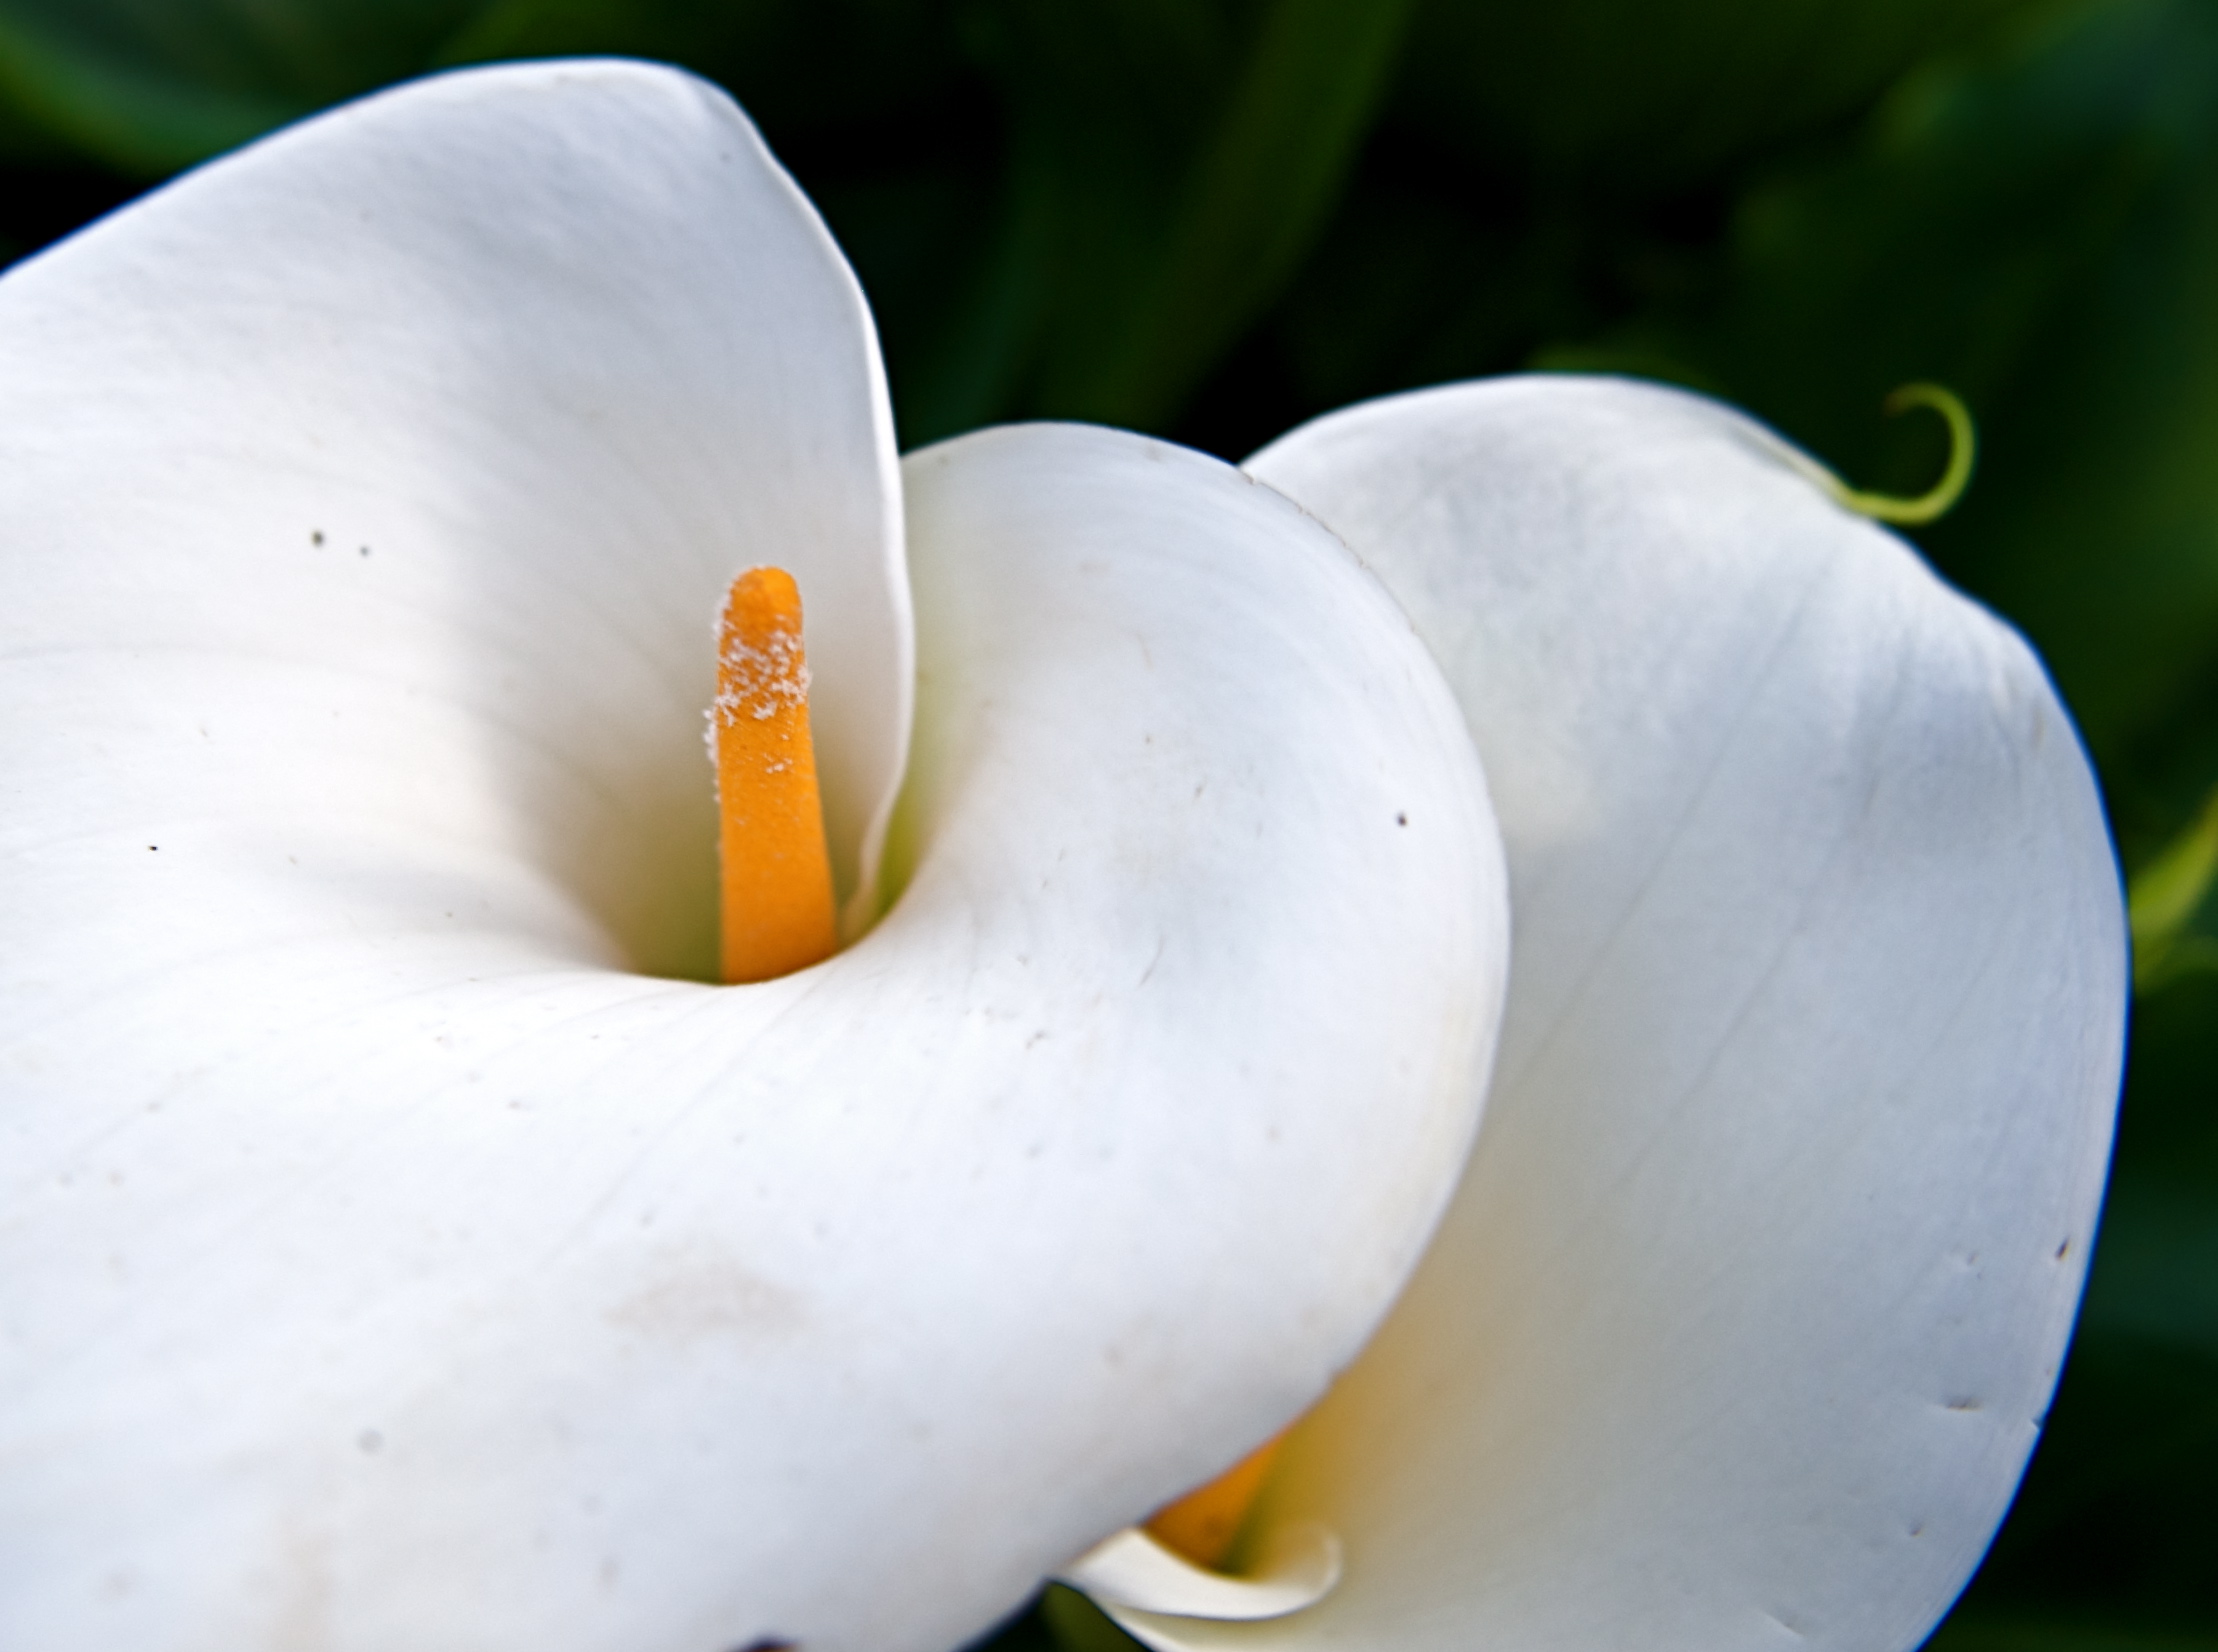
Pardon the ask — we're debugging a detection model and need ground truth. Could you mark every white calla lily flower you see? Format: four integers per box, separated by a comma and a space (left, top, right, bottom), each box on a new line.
0, 60, 1505, 1652
0, 56, 2124, 1652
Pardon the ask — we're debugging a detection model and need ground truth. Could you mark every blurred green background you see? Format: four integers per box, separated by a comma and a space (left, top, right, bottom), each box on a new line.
2, 1, 2211, 1647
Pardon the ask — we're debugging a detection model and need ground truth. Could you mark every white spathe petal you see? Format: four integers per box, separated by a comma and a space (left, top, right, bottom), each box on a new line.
0, 404, 1507, 1652
1115, 376, 2128, 1652
0, 58, 908, 975
1062, 1525, 1341, 1623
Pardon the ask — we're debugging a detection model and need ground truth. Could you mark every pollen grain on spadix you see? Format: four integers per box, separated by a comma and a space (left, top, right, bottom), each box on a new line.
713, 566, 838, 984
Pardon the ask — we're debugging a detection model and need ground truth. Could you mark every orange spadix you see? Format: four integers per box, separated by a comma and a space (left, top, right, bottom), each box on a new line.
1144, 1430, 1288, 1571
715, 566, 838, 984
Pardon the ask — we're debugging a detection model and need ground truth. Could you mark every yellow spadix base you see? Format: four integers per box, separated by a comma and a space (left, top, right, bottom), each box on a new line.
1145, 1432, 1288, 1571
715, 566, 838, 984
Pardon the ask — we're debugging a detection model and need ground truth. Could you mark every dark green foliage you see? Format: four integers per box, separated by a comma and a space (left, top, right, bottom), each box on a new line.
0, 0, 482, 170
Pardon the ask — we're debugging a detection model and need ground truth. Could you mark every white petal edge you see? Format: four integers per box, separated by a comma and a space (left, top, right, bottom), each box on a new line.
0, 59, 909, 974
0, 406, 1506, 1652
1074, 375, 2136, 1652
1060, 1524, 1342, 1622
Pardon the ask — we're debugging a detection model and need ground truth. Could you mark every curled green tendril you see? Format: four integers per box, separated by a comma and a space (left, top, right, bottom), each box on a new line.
1820, 382, 1977, 526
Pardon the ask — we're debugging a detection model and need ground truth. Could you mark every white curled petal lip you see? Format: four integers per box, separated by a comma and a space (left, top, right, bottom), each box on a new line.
1130, 376, 2122, 1652
1062, 1523, 1342, 1622
0, 63, 1510, 1652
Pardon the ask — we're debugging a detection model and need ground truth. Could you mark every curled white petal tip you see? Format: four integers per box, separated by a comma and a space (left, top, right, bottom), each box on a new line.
1060, 1523, 1342, 1623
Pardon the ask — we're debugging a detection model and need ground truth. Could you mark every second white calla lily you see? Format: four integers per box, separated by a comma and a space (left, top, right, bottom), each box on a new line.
1087, 378, 2124, 1652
